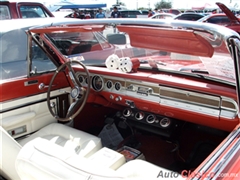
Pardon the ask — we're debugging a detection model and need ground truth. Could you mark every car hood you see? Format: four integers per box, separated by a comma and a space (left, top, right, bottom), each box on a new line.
216, 2, 240, 24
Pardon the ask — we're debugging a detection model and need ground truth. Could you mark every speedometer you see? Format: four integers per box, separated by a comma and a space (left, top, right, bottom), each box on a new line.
92, 75, 104, 91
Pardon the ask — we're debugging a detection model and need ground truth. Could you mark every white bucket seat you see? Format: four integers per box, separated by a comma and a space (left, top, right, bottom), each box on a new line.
15, 136, 185, 180
0, 123, 102, 180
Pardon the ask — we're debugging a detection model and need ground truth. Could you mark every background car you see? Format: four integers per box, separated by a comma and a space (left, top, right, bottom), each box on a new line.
174, 12, 206, 21
197, 13, 233, 25
119, 10, 143, 18
150, 13, 176, 19
141, 10, 149, 15
197, 2, 240, 34
0, 1, 54, 19
162, 8, 181, 15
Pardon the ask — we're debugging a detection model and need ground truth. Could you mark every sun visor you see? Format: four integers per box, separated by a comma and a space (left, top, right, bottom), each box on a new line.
117, 25, 214, 57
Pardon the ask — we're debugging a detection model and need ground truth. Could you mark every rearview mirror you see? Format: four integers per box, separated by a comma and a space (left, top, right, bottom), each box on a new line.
106, 33, 126, 45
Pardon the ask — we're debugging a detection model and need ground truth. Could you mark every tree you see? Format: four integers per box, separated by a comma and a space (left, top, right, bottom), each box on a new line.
138, 7, 147, 10
116, 0, 125, 6
119, 2, 126, 6
233, 3, 238, 8
154, 0, 172, 9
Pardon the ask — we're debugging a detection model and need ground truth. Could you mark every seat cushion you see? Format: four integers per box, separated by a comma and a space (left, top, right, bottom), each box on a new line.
16, 138, 125, 180
18, 123, 102, 157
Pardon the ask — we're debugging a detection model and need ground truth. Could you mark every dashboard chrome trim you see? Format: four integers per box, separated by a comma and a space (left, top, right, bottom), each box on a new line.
160, 97, 220, 117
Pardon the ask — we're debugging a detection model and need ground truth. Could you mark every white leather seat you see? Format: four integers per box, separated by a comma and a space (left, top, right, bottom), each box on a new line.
15, 137, 184, 180
0, 123, 102, 180
18, 123, 102, 158
0, 126, 22, 180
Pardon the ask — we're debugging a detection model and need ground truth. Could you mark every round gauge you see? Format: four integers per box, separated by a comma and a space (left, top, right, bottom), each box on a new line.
92, 75, 104, 91
115, 82, 121, 91
159, 117, 171, 128
75, 72, 84, 84
85, 77, 88, 84
78, 75, 84, 84
106, 80, 113, 89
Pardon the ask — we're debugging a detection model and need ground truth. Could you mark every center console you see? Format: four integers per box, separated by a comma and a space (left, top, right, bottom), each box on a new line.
89, 146, 145, 170
117, 146, 145, 161
88, 147, 126, 170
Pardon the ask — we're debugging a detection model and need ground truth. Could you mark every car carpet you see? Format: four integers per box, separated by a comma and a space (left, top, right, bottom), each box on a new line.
184, 140, 218, 169
169, 140, 218, 173
116, 123, 225, 173
84, 112, 226, 173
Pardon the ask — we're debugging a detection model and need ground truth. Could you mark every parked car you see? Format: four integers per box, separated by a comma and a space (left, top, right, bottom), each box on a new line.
174, 12, 206, 21
150, 13, 176, 20
1, 17, 240, 180
197, 13, 233, 24
119, 10, 142, 18
0, 1, 54, 20
141, 10, 149, 15
197, 2, 240, 34
162, 8, 181, 15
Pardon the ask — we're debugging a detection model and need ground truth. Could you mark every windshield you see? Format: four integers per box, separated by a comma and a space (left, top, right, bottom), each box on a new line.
30, 20, 238, 85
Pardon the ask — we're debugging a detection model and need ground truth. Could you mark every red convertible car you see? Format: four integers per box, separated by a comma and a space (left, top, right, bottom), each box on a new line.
0, 17, 240, 180
197, 2, 240, 34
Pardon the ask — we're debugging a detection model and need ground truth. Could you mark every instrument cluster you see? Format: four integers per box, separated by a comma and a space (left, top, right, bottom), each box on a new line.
76, 72, 125, 92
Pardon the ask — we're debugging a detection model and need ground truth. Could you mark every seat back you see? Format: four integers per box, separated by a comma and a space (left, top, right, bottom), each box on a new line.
0, 126, 21, 180
18, 123, 102, 158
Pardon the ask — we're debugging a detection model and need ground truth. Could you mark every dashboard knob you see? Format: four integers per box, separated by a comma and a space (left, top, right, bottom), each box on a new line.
110, 94, 114, 99
115, 96, 122, 101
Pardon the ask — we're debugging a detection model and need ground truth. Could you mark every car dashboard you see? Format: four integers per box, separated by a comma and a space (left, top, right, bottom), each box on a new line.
73, 66, 239, 135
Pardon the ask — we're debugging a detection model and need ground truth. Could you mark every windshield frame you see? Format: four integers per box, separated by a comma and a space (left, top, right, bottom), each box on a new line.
27, 19, 240, 85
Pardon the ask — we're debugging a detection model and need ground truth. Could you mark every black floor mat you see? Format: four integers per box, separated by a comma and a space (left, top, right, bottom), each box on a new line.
186, 140, 218, 169
170, 140, 218, 172
98, 123, 124, 150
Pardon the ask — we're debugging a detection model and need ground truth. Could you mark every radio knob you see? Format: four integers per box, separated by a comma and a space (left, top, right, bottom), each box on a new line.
115, 96, 122, 101
110, 95, 114, 99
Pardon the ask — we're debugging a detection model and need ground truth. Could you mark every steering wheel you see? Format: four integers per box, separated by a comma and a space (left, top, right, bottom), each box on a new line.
47, 60, 90, 122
